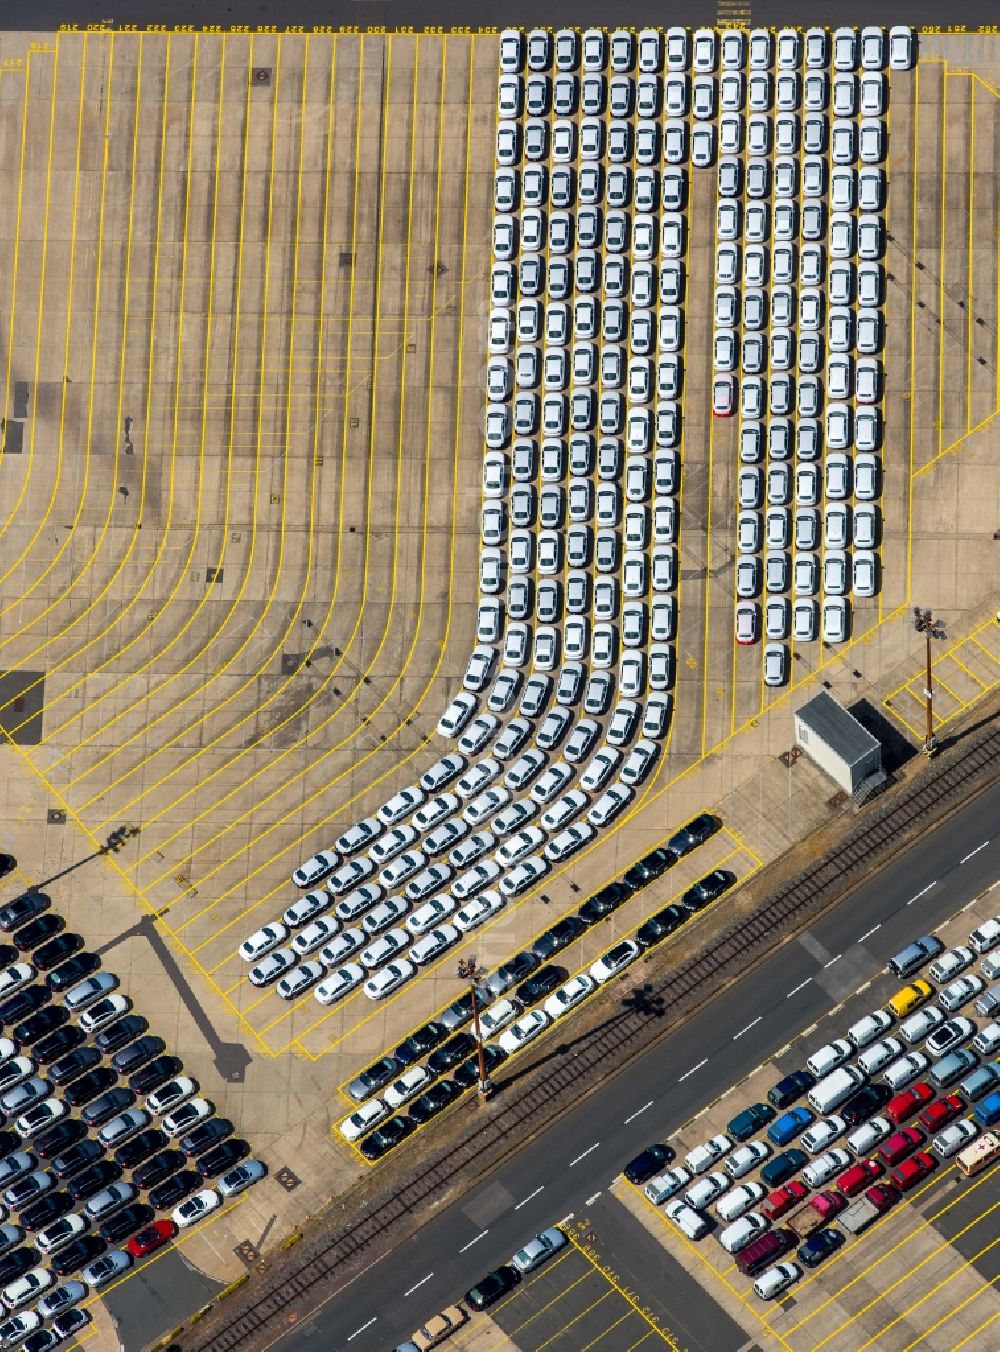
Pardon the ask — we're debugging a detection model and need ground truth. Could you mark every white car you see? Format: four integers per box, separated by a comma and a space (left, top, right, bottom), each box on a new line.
339, 1100, 388, 1142
162, 1098, 214, 1138
408, 925, 459, 967
802, 1149, 852, 1189
889, 26, 915, 70
248, 948, 295, 988
847, 1116, 893, 1158
932, 1120, 979, 1159
363, 959, 415, 1001
314, 963, 365, 1007
239, 923, 288, 963
499, 1010, 551, 1055
544, 975, 596, 1020
291, 850, 338, 890
147, 1077, 198, 1116
800, 1116, 847, 1155
476, 998, 521, 1040
590, 939, 641, 984
726, 1142, 770, 1179
684, 1135, 733, 1176
173, 1190, 221, 1229
454, 891, 505, 933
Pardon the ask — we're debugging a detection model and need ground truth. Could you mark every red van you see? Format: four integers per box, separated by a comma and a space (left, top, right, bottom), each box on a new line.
836, 1158, 884, 1197
885, 1083, 934, 1125
878, 1127, 924, 1167
736, 1228, 795, 1277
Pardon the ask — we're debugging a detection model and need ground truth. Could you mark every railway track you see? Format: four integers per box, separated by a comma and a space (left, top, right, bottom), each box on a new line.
182, 718, 1000, 1352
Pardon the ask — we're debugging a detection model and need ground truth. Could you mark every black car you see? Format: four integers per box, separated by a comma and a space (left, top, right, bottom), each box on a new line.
532, 916, 586, 960
148, 1169, 200, 1211
13, 1005, 67, 1046
0, 857, 15, 881
760, 1148, 808, 1188
577, 881, 632, 926
393, 1023, 447, 1067
0, 983, 50, 1026
0, 1246, 38, 1284
406, 1081, 458, 1126
33, 1024, 86, 1064
798, 1228, 844, 1268
96, 1015, 148, 1057
767, 1070, 816, 1110
51, 1234, 106, 1277
464, 1264, 520, 1311
515, 964, 565, 1005
35, 1117, 88, 1160
451, 1043, 506, 1091
681, 869, 736, 913
21, 1190, 73, 1232
841, 1082, 893, 1127
665, 813, 720, 861
728, 1102, 776, 1143
358, 1115, 413, 1161
197, 1138, 249, 1179
0, 1130, 18, 1160
100, 1202, 154, 1245
0, 947, 18, 970
50, 1137, 104, 1179
81, 1086, 136, 1127
346, 1056, 401, 1104
623, 848, 673, 889
180, 1117, 233, 1158
51, 1310, 92, 1342
438, 987, 490, 1034
65, 1067, 118, 1109
623, 1143, 673, 1185
129, 1055, 182, 1097
110, 1033, 163, 1075
0, 892, 50, 934
115, 1129, 169, 1172
485, 951, 539, 999
68, 1160, 123, 1202
426, 1032, 476, 1077
47, 951, 101, 992
636, 904, 688, 949
133, 1149, 184, 1191
49, 1046, 102, 1088
12, 913, 63, 953
34, 932, 84, 972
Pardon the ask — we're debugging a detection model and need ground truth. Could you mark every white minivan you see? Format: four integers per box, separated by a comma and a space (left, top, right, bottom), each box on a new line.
807, 1065, 866, 1114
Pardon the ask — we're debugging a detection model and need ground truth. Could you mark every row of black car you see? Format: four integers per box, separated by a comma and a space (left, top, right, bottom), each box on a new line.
351, 816, 730, 1159
0, 890, 250, 1281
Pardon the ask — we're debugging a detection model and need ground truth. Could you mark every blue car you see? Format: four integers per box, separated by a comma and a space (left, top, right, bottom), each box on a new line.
767, 1106, 814, 1147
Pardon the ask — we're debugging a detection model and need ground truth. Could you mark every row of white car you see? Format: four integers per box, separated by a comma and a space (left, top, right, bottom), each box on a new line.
498, 28, 915, 80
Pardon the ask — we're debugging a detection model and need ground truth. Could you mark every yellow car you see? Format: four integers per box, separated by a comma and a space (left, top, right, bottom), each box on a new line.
411, 1305, 467, 1350
888, 979, 933, 1019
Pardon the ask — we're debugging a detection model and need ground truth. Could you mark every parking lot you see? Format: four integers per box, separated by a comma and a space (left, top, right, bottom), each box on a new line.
617, 891, 1000, 1352
0, 19, 998, 1351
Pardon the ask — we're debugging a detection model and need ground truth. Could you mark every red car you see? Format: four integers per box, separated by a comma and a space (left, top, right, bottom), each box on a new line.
878, 1127, 925, 1167
865, 1183, 901, 1214
763, 1179, 809, 1221
886, 1082, 935, 1125
126, 1218, 178, 1258
892, 1151, 937, 1192
836, 1158, 884, 1198
809, 1190, 847, 1220
918, 1094, 963, 1132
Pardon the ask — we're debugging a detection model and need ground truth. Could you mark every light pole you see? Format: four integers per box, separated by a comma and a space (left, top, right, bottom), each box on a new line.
457, 956, 494, 1100
913, 607, 947, 757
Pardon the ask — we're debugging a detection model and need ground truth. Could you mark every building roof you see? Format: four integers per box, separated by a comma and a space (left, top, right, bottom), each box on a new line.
794, 691, 881, 768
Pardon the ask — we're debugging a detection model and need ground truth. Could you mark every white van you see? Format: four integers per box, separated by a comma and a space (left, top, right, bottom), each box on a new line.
719, 1213, 768, 1253
970, 917, 1000, 954
664, 1200, 710, 1240
644, 1168, 690, 1206
807, 1065, 866, 1114
805, 1039, 852, 1079
981, 950, 1000, 982
753, 1261, 800, 1300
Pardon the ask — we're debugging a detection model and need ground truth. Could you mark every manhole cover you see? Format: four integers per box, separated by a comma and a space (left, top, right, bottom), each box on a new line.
47, 808, 66, 824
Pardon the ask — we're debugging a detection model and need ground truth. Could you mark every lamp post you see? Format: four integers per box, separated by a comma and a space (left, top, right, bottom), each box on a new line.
913, 607, 947, 757
457, 956, 494, 1100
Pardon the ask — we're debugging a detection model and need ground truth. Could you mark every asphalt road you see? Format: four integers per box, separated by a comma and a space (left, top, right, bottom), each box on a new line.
3, 4, 998, 32
267, 776, 1000, 1351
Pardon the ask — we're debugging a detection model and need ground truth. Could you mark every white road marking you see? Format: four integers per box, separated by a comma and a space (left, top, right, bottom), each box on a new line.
624, 1101, 653, 1124
906, 881, 937, 906
858, 924, 881, 942
786, 979, 812, 998
459, 1232, 488, 1253
733, 1016, 763, 1040
570, 1143, 600, 1167
585, 1191, 602, 1205
824, 954, 842, 968
960, 842, 989, 864
515, 1186, 544, 1210
678, 1058, 708, 1082
347, 1318, 377, 1341
403, 1274, 434, 1298
558, 1212, 575, 1225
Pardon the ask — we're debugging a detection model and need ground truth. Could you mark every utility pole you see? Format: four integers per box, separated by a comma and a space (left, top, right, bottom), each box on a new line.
913, 608, 946, 757
457, 956, 494, 1101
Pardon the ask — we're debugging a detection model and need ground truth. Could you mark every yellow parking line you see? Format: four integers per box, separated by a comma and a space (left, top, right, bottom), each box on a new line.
967, 76, 974, 431
813, 1200, 1000, 1352
566, 1231, 683, 1348
906, 58, 919, 597
946, 1304, 1000, 1352
778, 1161, 1000, 1335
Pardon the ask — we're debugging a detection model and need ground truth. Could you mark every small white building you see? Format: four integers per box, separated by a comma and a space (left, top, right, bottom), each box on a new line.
794, 691, 882, 794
